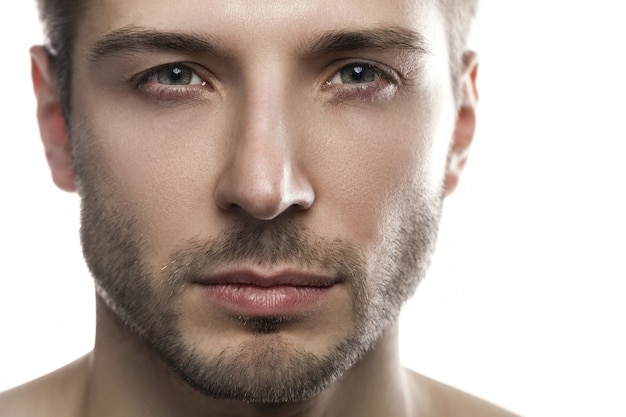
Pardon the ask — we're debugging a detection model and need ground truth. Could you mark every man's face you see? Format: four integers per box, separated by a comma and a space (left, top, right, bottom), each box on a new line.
68, 0, 459, 403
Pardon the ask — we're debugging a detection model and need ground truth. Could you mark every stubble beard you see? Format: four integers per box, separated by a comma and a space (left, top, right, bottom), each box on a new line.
73, 126, 442, 404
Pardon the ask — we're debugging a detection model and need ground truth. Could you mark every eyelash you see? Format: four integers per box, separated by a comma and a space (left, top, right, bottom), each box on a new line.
134, 61, 399, 103
323, 61, 400, 100
135, 63, 213, 102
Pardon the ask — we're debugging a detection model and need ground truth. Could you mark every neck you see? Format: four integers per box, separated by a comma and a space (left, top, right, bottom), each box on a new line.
80, 299, 415, 417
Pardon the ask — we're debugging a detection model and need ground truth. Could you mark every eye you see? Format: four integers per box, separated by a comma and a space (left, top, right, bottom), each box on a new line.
145, 63, 207, 87
328, 64, 380, 85
135, 63, 214, 103
323, 62, 399, 101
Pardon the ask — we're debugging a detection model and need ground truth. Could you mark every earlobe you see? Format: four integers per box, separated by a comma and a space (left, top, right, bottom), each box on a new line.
30, 45, 76, 192
444, 51, 479, 197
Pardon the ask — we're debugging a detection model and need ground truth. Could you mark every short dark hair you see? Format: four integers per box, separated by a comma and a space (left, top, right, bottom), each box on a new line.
36, 0, 85, 121
37, 0, 478, 122
439, 0, 479, 96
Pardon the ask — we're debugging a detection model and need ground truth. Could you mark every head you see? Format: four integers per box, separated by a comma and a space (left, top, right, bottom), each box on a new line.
32, 0, 479, 404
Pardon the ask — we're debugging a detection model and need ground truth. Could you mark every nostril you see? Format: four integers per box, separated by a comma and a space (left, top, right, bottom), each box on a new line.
223, 202, 242, 213
289, 186, 315, 212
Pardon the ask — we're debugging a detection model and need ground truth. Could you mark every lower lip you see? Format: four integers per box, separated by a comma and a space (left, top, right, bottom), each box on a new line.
201, 284, 333, 316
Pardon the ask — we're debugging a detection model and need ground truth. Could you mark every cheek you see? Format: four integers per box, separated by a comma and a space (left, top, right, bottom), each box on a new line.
306, 97, 453, 242
76, 102, 226, 254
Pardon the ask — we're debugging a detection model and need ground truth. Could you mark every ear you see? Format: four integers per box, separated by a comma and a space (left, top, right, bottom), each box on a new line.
444, 51, 479, 197
31, 46, 76, 192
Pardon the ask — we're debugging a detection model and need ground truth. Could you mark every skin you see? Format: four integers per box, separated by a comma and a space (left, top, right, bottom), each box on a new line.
1, 0, 518, 416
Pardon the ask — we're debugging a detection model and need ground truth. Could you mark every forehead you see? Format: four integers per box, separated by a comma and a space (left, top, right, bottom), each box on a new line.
76, 0, 445, 55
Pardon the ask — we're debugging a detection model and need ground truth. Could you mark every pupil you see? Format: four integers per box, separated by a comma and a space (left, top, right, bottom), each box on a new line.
171, 67, 183, 81
352, 66, 364, 81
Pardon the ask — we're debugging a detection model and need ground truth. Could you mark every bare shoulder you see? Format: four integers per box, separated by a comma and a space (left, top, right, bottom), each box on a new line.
0, 355, 90, 417
407, 369, 520, 417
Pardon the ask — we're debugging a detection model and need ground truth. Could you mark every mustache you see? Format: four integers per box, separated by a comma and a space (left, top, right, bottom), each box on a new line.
161, 217, 366, 284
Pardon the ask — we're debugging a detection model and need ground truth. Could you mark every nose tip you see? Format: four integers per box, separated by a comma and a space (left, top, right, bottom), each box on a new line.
215, 160, 315, 220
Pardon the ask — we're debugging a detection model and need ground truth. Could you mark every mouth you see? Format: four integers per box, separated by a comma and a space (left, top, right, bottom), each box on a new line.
192, 269, 341, 317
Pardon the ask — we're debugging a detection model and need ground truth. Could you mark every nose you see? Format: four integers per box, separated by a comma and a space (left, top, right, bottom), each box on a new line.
215, 85, 315, 220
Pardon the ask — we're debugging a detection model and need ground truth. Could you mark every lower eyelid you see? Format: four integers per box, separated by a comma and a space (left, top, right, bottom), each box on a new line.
137, 84, 212, 104
135, 80, 215, 104
321, 69, 400, 103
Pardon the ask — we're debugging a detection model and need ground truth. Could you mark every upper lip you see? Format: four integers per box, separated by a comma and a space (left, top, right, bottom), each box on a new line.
193, 268, 339, 288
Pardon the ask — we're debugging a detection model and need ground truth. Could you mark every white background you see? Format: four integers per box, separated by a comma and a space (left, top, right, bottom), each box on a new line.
1, 2, 625, 416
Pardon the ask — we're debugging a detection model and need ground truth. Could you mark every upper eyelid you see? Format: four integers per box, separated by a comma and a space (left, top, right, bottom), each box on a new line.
133, 59, 400, 91
137, 62, 211, 86
327, 60, 401, 85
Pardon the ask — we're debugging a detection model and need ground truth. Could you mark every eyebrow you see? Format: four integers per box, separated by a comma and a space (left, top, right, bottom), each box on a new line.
88, 26, 232, 61
301, 26, 430, 56
88, 25, 429, 62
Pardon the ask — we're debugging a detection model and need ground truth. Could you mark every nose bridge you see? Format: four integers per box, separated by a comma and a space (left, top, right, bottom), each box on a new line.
242, 78, 289, 164
215, 64, 314, 220
239, 71, 293, 197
